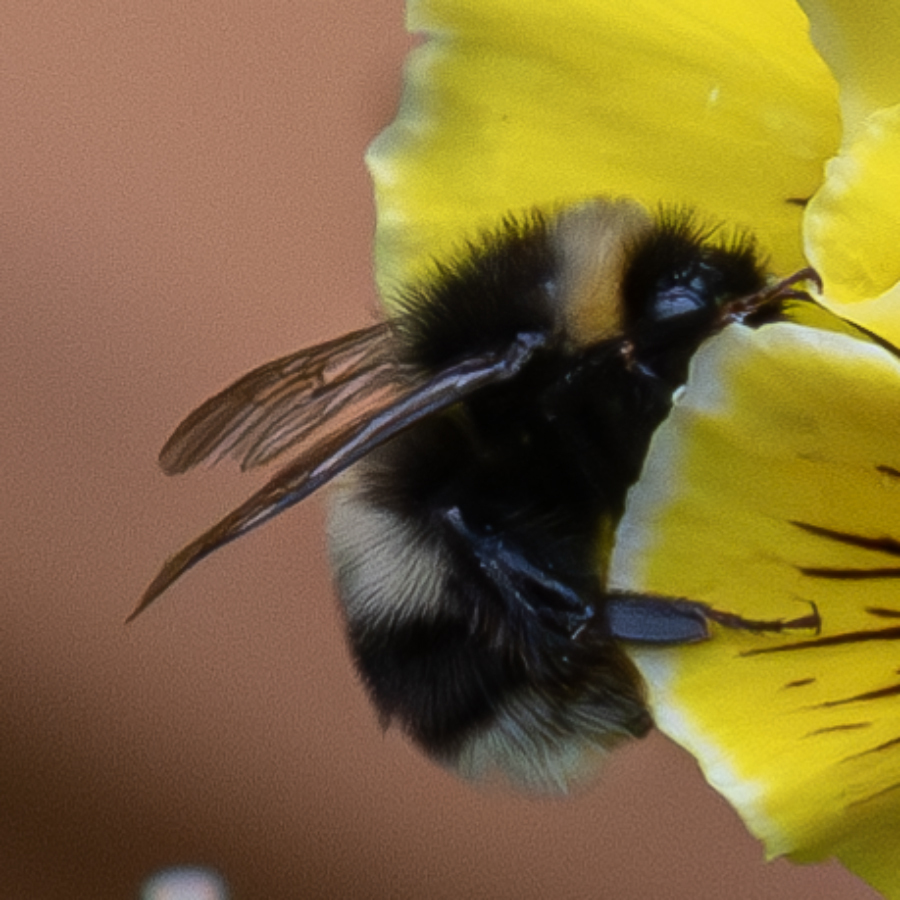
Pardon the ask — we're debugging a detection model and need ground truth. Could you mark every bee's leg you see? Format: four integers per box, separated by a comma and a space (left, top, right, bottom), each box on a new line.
605, 593, 821, 645
441, 506, 596, 636
698, 599, 821, 634
604, 594, 709, 644
723, 266, 823, 324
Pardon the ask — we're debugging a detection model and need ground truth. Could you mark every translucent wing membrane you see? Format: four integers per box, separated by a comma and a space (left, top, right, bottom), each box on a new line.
159, 324, 396, 473
132, 331, 546, 620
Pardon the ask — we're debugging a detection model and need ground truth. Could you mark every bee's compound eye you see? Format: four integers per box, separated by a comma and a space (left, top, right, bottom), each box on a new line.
647, 286, 705, 323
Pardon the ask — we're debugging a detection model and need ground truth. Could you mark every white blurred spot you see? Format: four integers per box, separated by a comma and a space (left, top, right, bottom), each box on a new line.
140, 867, 228, 900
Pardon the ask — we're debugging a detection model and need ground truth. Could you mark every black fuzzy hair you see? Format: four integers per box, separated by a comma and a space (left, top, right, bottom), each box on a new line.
622, 206, 767, 329
390, 212, 558, 370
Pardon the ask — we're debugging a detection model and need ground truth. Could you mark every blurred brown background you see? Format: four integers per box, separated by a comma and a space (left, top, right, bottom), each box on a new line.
0, 3, 878, 898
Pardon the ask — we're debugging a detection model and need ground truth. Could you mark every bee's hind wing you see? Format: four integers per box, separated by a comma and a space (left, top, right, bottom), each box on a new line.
134, 330, 546, 620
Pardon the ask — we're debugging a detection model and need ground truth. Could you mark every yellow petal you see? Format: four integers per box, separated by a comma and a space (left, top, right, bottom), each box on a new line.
609, 321, 900, 893
804, 105, 900, 343
799, 0, 900, 342
799, 0, 900, 143
369, 0, 839, 300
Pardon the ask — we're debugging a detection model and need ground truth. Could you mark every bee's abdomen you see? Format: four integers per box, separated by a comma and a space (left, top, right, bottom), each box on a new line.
328, 459, 651, 792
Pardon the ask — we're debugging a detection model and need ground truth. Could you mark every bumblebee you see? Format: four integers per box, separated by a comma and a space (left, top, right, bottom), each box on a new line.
137, 197, 817, 790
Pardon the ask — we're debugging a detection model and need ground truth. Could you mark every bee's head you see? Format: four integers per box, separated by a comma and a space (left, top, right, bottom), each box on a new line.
618, 208, 767, 384
392, 198, 768, 392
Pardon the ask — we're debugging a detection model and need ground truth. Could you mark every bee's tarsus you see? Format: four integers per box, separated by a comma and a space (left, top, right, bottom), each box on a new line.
697, 598, 822, 635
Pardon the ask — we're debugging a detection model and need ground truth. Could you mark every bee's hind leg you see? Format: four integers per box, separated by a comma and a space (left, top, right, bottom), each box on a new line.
605, 593, 821, 645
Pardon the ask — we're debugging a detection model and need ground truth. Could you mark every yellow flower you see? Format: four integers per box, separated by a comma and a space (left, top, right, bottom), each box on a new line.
801, 0, 900, 340
607, 2, 900, 895
368, 0, 838, 297
368, 0, 900, 895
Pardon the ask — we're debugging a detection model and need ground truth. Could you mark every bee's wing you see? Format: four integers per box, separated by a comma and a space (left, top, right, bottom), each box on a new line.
160, 323, 396, 474
133, 330, 545, 620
